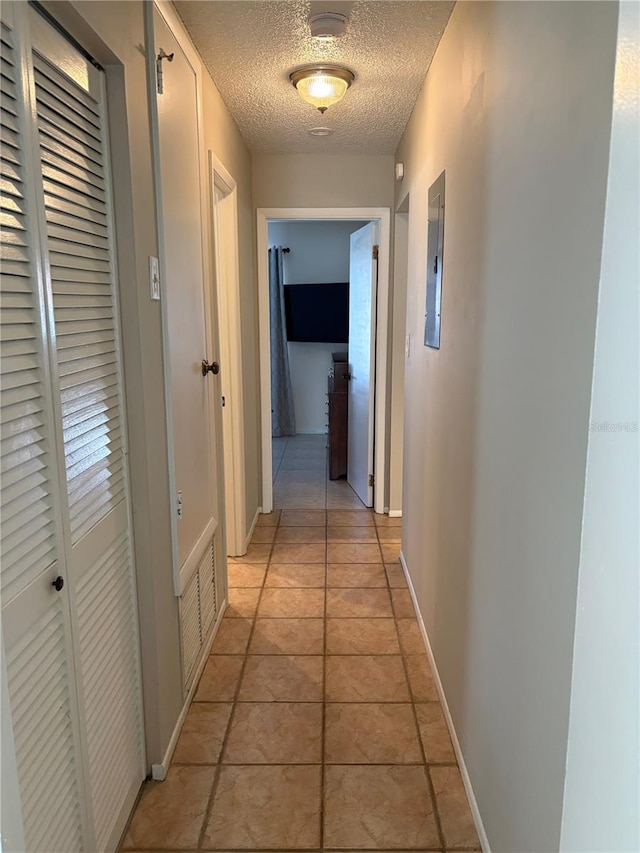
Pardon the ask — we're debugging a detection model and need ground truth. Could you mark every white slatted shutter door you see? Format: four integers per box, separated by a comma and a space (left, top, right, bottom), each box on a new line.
32, 50, 122, 545
0, 14, 87, 852
0, 20, 58, 603
29, 11, 145, 850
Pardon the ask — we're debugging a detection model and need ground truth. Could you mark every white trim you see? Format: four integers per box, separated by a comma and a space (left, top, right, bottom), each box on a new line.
151, 599, 227, 781
210, 153, 247, 557
296, 429, 328, 435
257, 207, 391, 515
399, 551, 490, 853
143, 3, 179, 596
148, 1, 222, 595
388, 509, 403, 518
245, 507, 262, 551
178, 516, 219, 592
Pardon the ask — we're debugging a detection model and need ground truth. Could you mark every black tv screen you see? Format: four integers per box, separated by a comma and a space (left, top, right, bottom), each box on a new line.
284, 282, 349, 343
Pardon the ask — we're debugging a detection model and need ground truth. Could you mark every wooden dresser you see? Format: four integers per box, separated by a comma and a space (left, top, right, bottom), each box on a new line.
327, 352, 349, 480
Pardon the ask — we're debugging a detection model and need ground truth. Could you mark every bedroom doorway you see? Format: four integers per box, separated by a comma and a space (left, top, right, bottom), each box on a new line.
257, 207, 391, 515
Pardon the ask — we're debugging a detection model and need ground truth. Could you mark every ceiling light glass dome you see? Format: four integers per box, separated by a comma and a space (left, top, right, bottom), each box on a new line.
290, 66, 355, 113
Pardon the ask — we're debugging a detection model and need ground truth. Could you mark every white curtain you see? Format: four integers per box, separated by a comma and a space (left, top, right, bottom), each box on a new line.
269, 247, 296, 436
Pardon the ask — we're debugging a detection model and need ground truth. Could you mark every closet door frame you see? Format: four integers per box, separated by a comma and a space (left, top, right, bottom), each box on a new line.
24, 14, 110, 850
1, 4, 146, 849
2, 3, 96, 848
28, 0, 180, 775
28, 10, 147, 849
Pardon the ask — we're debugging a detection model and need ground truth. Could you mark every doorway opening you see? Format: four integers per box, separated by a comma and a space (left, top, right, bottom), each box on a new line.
257, 208, 391, 515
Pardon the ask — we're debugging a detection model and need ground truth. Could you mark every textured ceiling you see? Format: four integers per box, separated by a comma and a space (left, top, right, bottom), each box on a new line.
174, 0, 454, 154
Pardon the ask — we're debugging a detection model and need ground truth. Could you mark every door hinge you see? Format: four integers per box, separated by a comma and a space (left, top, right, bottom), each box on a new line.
176, 490, 183, 520
368, 474, 375, 487
156, 48, 174, 95
372, 244, 379, 260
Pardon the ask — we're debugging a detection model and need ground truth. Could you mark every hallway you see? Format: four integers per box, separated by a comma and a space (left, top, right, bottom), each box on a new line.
121, 471, 480, 851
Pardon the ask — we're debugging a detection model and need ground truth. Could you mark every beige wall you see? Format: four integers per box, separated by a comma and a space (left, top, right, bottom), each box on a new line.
252, 153, 394, 209
202, 78, 261, 533
395, 2, 618, 850
560, 3, 640, 848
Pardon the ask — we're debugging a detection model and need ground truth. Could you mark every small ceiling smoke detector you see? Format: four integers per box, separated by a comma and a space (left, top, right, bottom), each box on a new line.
310, 12, 347, 39
308, 126, 333, 136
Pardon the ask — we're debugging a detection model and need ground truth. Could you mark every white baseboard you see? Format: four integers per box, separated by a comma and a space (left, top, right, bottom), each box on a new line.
294, 429, 327, 435
151, 600, 227, 781
245, 506, 261, 550
399, 551, 490, 853
388, 509, 403, 518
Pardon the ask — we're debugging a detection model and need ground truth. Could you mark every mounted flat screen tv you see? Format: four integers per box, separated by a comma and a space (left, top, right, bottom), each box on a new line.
284, 282, 349, 343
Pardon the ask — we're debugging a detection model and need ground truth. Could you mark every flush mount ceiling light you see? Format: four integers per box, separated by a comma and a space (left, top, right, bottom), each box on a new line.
290, 65, 355, 114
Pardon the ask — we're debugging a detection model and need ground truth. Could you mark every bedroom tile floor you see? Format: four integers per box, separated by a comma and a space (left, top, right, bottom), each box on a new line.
121, 439, 481, 852
273, 435, 366, 511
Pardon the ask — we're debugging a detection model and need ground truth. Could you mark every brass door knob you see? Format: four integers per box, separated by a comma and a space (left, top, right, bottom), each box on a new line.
201, 359, 220, 376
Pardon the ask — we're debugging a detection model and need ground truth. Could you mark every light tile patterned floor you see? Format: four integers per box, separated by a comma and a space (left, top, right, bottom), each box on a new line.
121, 443, 481, 852
273, 435, 367, 510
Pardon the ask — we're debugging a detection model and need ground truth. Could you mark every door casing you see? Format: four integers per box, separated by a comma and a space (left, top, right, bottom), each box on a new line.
256, 207, 391, 515
145, 0, 228, 779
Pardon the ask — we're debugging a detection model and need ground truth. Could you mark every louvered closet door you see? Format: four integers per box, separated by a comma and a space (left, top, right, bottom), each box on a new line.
29, 9, 145, 852
1, 8, 89, 852
1, 5, 145, 852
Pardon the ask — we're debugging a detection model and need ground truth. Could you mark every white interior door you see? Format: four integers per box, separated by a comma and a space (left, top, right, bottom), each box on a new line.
1, 16, 88, 846
1, 5, 144, 850
151, 6, 224, 685
347, 221, 378, 506
212, 177, 246, 556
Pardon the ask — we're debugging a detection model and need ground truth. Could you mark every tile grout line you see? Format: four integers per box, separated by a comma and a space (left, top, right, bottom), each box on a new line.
195, 510, 281, 850
174, 759, 457, 767
320, 505, 328, 851
377, 517, 447, 853
320, 437, 330, 850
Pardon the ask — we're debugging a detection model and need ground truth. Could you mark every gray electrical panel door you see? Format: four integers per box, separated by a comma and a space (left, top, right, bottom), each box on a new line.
424, 171, 445, 348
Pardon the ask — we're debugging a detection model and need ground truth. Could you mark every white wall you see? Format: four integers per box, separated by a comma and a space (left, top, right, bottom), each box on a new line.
560, 3, 640, 849
395, 2, 618, 850
268, 221, 360, 433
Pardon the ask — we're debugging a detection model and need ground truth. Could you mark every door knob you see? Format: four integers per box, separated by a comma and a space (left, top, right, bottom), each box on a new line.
201, 359, 220, 376
52, 576, 64, 592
